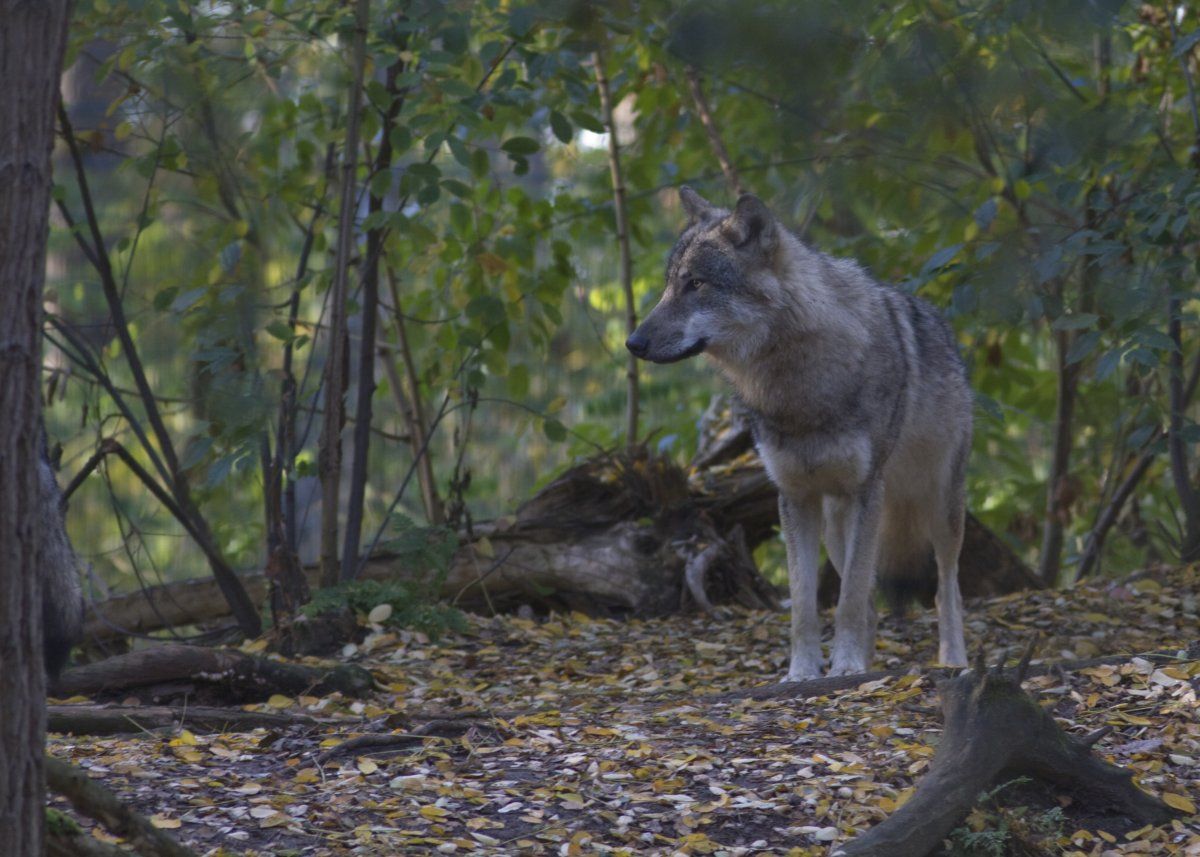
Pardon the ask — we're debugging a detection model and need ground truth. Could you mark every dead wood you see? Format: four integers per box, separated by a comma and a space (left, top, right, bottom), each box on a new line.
81, 441, 1031, 646
47, 703, 336, 736
833, 646, 1183, 857
45, 756, 198, 857
57, 644, 374, 704
84, 449, 777, 643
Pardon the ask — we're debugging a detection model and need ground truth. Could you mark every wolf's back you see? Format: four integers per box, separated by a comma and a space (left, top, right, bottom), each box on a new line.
39, 453, 83, 678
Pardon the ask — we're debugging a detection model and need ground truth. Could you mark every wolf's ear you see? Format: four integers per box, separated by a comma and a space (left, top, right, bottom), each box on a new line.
722, 194, 777, 256
679, 186, 715, 224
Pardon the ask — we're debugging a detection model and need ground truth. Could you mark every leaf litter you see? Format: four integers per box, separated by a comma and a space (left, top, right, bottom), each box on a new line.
49, 564, 1200, 855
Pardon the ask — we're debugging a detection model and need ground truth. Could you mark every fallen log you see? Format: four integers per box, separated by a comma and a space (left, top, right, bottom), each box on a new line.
82, 448, 1034, 645
57, 643, 374, 704
47, 703, 338, 736
833, 645, 1183, 857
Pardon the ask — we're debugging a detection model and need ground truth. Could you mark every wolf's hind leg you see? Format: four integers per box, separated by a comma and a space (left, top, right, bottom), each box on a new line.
829, 488, 884, 676
780, 494, 823, 681
931, 488, 968, 667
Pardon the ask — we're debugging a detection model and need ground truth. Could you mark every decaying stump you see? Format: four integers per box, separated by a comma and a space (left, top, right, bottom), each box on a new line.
835, 645, 1183, 857
56, 643, 373, 704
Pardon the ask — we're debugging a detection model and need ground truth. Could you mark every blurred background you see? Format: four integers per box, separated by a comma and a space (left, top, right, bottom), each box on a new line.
47, 0, 1200, 603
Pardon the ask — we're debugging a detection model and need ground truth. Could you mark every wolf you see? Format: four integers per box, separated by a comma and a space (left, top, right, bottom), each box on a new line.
39, 444, 84, 679
627, 188, 972, 679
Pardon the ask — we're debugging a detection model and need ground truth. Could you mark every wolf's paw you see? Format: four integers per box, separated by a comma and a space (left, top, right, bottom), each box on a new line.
827, 656, 871, 677
783, 661, 823, 682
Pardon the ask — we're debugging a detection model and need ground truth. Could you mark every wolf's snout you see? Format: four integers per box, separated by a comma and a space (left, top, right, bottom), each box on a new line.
625, 331, 650, 358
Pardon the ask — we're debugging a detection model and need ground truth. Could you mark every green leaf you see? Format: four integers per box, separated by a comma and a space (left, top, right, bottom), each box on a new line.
1065, 330, 1100, 366
570, 110, 605, 133
549, 110, 572, 144
501, 136, 540, 155
921, 244, 962, 274
1051, 313, 1099, 331
265, 320, 294, 341
543, 418, 567, 442
441, 179, 472, 199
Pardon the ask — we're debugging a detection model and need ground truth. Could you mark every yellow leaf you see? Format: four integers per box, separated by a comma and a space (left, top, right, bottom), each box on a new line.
150, 815, 181, 829
1163, 793, 1196, 814
294, 769, 319, 784
266, 694, 293, 709
170, 730, 198, 747
356, 758, 378, 775
1115, 712, 1154, 726
474, 537, 495, 559
420, 805, 450, 821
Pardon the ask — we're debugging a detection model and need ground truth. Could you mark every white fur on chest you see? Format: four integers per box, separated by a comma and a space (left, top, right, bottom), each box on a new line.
756, 431, 872, 498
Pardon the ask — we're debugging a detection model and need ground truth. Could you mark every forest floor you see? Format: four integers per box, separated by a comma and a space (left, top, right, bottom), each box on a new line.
49, 565, 1200, 856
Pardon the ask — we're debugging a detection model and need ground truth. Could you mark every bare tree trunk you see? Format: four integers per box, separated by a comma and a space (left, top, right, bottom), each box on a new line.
1167, 295, 1200, 560
1037, 329, 1079, 586
383, 269, 444, 525
594, 46, 638, 450
0, 1, 70, 850
344, 55, 408, 580
319, 0, 371, 587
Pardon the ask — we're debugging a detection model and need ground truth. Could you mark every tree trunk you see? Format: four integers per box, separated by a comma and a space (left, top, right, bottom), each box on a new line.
318, 0, 371, 586
0, 2, 70, 852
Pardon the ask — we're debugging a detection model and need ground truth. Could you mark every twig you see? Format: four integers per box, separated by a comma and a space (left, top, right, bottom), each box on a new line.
594, 44, 639, 450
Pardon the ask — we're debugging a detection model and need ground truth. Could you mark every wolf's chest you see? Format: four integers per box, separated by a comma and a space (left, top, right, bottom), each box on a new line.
756, 431, 873, 497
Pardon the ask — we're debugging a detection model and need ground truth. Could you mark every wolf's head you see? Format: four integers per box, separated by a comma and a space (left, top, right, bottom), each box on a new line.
626, 187, 784, 366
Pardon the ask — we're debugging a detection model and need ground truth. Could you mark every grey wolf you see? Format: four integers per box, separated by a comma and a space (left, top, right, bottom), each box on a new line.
626, 188, 972, 679
39, 445, 83, 678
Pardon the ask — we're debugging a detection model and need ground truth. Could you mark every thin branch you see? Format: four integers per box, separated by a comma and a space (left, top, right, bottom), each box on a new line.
594, 44, 639, 450
683, 66, 746, 195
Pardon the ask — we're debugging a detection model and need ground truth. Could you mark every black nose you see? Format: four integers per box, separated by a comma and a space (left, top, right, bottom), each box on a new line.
625, 332, 649, 357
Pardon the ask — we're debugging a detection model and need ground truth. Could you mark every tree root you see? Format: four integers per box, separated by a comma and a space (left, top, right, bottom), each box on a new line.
833, 641, 1184, 857
45, 757, 197, 857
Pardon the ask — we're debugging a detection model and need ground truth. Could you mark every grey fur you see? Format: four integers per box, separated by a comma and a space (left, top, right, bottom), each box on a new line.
39, 449, 83, 678
628, 188, 972, 678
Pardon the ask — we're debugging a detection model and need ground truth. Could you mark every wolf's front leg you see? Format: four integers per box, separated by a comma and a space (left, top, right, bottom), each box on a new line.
779, 494, 823, 681
829, 489, 884, 676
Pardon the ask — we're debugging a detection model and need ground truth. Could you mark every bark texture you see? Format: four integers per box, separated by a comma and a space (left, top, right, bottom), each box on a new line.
56, 644, 374, 704
835, 650, 1181, 857
0, 1, 70, 851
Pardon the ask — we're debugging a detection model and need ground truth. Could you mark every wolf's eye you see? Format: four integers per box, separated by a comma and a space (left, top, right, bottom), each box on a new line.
683, 278, 703, 293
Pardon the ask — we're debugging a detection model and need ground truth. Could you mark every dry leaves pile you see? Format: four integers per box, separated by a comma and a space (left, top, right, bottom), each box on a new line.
50, 566, 1200, 855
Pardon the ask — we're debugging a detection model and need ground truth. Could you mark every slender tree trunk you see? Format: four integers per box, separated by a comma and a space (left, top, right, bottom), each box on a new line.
319, 0, 371, 587
594, 46, 638, 450
384, 268, 444, 526
344, 56, 407, 580
0, 1, 70, 850
1038, 328, 1079, 586
1167, 295, 1200, 560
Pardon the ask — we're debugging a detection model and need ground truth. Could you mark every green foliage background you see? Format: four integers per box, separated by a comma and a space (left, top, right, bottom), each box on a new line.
47, 0, 1200, 596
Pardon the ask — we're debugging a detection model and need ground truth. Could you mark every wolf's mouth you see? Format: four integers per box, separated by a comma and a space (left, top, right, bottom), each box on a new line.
649, 338, 707, 364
